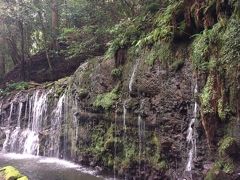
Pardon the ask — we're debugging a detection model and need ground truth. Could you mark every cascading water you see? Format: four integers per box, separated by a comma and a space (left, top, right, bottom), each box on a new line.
2, 129, 10, 153
0, 89, 80, 159
129, 58, 140, 92
185, 83, 198, 172
49, 94, 66, 157
23, 90, 50, 155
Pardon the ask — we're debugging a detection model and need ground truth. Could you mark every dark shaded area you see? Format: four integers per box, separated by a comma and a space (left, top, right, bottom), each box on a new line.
1, 47, 105, 87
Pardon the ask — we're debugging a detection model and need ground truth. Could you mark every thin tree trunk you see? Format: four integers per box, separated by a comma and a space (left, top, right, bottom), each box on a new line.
6, 38, 21, 65
51, 0, 59, 50
37, 10, 53, 72
19, 20, 26, 81
0, 52, 5, 80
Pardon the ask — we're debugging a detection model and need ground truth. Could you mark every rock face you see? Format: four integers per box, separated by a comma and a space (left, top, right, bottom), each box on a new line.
0, 43, 207, 179
0, 1, 240, 179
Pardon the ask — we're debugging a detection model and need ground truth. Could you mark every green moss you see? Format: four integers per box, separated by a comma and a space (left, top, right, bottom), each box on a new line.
218, 136, 236, 157
0, 166, 28, 180
205, 159, 235, 180
0, 82, 30, 95
200, 75, 215, 114
76, 88, 88, 99
170, 59, 185, 71
93, 87, 119, 110
217, 97, 231, 121
111, 68, 122, 79
18, 176, 28, 180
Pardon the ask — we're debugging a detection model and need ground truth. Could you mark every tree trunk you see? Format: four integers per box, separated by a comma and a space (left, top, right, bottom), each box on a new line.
19, 20, 26, 81
51, 0, 59, 50
0, 52, 5, 80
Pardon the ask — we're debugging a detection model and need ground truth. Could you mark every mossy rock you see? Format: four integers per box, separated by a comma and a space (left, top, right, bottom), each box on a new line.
17, 177, 28, 180
0, 166, 28, 180
218, 136, 238, 157
205, 169, 231, 180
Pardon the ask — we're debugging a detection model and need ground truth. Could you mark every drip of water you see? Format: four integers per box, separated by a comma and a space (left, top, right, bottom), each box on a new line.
123, 100, 127, 132
185, 83, 198, 172
129, 58, 140, 92
8, 103, 14, 127
138, 100, 145, 176
9, 127, 20, 152
2, 129, 10, 153
17, 102, 23, 127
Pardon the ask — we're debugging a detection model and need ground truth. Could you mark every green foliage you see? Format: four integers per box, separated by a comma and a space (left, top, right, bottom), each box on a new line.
0, 82, 29, 96
205, 159, 234, 180
111, 68, 122, 79
106, 18, 144, 59
191, 22, 223, 70
60, 26, 102, 59
147, 133, 167, 171
218, 136, 236, 157
30, 30, 45, 54
137, 1, 183, 47
200, 75, 214, 114
93, 87, 119, 110
146, 2, 161, 14
220, 18, 240, 68
145, 41, 172, 66
217, 97, 231, 121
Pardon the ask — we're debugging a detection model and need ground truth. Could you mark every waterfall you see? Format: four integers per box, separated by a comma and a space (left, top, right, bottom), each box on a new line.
49, 94, 66, 157
185, 83, 198, 172
23, 90, 50, 155
129, 58, 140, 92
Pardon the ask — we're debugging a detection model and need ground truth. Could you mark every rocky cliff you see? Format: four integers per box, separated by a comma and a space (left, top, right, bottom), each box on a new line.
0, 0, 240, 179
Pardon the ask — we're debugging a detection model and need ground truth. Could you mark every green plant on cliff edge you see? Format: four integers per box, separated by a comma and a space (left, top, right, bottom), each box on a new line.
136, 1, 183, 47
0, 82, 29, 95
218, 136, 236, 157
145, 41, 173, 66
191, 21, 224, 70
111, 68, 123, 79
205, 159, 235, 180
148, 133, 167, 171
200, 75, 215, 114
94, 87, 119, 110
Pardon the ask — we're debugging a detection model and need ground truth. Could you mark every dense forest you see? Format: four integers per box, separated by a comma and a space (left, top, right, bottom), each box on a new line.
0, 0, 240, 180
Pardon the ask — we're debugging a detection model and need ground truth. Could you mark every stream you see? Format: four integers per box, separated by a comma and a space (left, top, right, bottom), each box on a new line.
0, 153, 104, 180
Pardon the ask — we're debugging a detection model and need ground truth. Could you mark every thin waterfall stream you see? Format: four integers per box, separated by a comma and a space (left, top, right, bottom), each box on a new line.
185, 82, 198, 172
